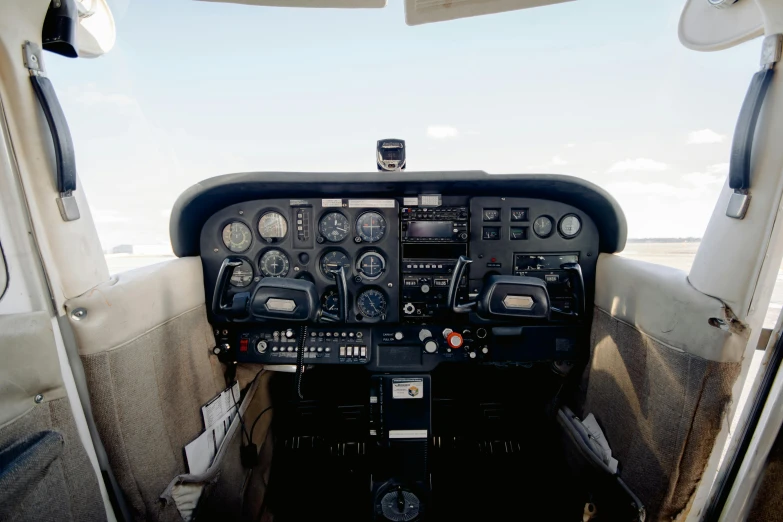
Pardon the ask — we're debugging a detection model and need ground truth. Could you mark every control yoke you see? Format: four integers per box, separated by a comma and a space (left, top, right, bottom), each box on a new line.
447, 256, 476, 313
447, 256, 584, 321
212, 257, 251, 321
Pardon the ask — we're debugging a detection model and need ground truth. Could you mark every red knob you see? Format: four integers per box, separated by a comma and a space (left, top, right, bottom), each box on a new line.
446, 332, 463, 349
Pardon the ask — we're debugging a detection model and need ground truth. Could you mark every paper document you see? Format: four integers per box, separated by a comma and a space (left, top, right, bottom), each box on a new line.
185, 382, 242, 475
201, 382, 240, 429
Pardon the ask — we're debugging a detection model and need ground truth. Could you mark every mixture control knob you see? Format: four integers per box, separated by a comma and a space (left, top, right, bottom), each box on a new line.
469, 351, 477, 359
419, 329, 432, 342
421, 284, 430, 294
256, 341, 268, 353
424, 340, 438, 354
285, 329, 295, 339
446, 332, 463, 349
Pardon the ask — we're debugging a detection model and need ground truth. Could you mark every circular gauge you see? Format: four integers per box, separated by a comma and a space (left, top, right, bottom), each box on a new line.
559, 214, 582, 238
533, 216, 554, 238
230, 260, 254, 287
357, 252, 385, 279
259, 249, 290, 278
319, 212, 350, 242
258, 212, 288, 242
355, 212, 387, 243
320, 250, 351, 279
321, 288, 340, 314
356, 288, 387, 319
222, 222, 252, 253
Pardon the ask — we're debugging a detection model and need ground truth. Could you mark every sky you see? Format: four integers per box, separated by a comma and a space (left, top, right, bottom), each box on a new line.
45, 0, 762, 251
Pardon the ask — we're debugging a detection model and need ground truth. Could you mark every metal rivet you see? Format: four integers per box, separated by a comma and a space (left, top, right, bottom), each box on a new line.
71, 308, 87, 320
34, 394, 44, 403
238, 210, 244, 215
213, 248, 219, 253
387, 283, 393, 288
294, 267, 300, 272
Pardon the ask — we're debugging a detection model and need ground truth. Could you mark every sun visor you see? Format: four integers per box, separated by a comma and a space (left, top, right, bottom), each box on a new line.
196, 0, 386, 7
76, 0, 116, 58
404, 0, 573, 26
679, 0, 764, 52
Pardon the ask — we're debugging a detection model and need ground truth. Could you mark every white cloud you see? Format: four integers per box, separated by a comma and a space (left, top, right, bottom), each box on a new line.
426, 125, 459, 139
608, 158, 669, 173
566, 143, 576, 148
551, 156, 568, 166
687, 129, 727, 145
683, 164, 728, 186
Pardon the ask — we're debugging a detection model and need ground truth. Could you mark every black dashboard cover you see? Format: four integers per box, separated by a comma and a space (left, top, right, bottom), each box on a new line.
169, 171, 627, 257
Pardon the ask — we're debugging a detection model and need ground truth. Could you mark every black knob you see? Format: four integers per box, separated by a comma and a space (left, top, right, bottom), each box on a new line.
459, 232, 468, 240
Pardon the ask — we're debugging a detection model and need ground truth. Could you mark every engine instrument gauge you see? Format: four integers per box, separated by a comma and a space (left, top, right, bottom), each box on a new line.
319, 212, 350, 242
259, 249, 290, 278
321, 288, 339, 314
533, 216, 554, 238
357, 252, 385, 279
355, 212, 386, 243
258, 212, 288, 242
356, 288, 387, 319
222, 222, 252, 253
559, 214, 582, 238
229, 259, 254, 287
320, 250, 351, 279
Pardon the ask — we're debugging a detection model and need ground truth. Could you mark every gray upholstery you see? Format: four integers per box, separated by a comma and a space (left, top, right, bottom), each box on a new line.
581, 308, 741, 521
0, 398, 107, 522
81, 306, 226, 521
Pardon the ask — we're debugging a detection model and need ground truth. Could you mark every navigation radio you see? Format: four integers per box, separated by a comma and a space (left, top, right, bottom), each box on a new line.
401, 207, 469, 320
401, 206, 468, 243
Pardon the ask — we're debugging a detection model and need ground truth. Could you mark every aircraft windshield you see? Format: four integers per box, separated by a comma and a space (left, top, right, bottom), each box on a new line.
47, 0, 758, 267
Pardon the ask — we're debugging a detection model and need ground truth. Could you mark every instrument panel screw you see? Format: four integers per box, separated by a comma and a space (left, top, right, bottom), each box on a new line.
213, 248, 219, 253
34, 394, 44, 403
238, 210, 244, 215
387, 283, 393, 288
71, 308, 87, 320
294, 267, 300, 272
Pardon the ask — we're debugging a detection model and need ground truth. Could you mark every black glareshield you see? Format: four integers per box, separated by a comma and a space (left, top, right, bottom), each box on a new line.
377, 139, 406, 171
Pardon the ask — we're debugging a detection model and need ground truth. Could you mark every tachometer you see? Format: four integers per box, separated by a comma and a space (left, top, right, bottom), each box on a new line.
355, 212, 386, 243
319, 212, 350, 242
259, 250, 290, 278
357, 252, 385, 279
222, 222, 252, 253
258, 212, 288, 242
230, 259, 254, 287
356, 288, 387, 319
320, 250, 351, 279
